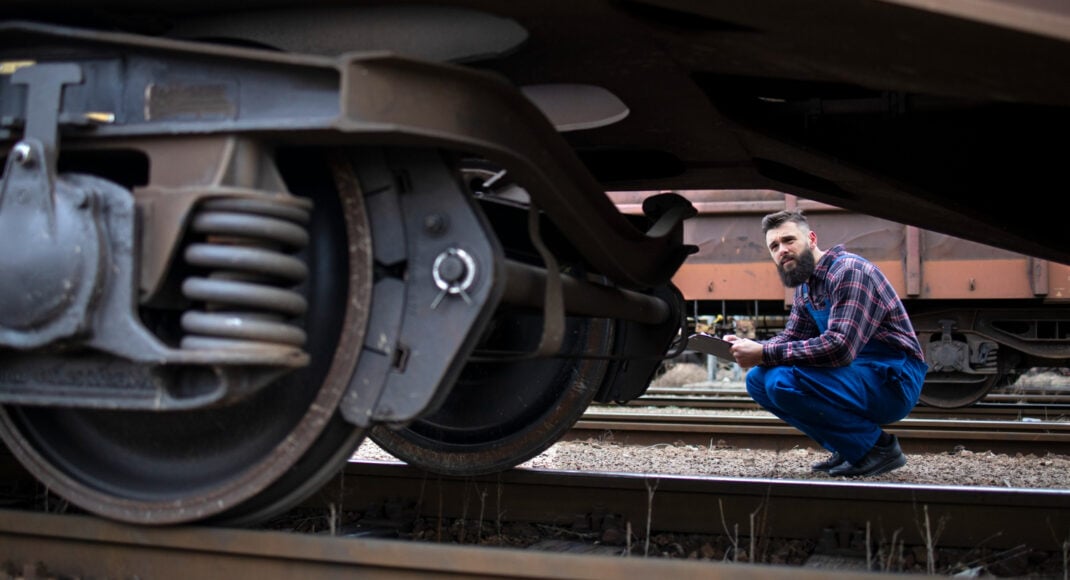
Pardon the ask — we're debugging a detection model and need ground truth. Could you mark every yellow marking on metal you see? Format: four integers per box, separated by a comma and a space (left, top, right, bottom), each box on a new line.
0, 61, 36, 75
84, 112, 116, 124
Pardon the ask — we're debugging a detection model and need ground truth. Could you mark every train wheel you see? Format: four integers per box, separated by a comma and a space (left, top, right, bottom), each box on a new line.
917, 373, 1003, 408
0, 148, 373, 525
369, 310, 614, 476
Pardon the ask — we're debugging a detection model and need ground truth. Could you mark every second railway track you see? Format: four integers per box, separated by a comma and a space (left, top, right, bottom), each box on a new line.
574, 409, 1070, 456
578, 381, 1070, 454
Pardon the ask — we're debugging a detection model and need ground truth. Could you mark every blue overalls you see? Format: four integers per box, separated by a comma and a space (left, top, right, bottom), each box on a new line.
745, 286, 927, 464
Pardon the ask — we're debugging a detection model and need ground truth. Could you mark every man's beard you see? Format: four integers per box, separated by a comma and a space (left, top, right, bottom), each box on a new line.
777, 247, 816, 288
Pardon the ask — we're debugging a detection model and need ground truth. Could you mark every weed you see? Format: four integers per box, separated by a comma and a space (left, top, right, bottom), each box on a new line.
477, 485, 488, 541
644, 478, 659, 556
718, 498, 740, 562
915, 504, 948, 574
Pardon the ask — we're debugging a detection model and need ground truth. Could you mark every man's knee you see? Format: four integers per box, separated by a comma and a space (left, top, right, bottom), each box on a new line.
745, 380, 763, 402
744, 367, 766, 398
762, 368, 819, 411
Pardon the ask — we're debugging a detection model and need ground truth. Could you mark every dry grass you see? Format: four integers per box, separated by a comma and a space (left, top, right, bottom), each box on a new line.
1010, 369, 1070, 389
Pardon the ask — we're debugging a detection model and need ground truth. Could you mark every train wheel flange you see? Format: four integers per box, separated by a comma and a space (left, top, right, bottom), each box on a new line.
369, 310, 613, 476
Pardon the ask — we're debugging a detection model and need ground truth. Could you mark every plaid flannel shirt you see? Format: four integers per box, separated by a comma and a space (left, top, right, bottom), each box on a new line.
762, 245, 926, 367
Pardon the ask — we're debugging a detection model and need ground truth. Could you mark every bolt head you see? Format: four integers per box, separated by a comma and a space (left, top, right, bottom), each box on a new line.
438, 254, 466, 282
12, 142, 33, 166
423, 214, 448, 236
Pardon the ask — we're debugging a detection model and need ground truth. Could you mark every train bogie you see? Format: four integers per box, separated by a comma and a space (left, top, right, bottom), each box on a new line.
0, 18, 692, 524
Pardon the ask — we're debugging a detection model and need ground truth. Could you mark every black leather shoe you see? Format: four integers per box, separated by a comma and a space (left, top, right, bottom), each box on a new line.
811, 452, 845, 472
828, 435, 906, 477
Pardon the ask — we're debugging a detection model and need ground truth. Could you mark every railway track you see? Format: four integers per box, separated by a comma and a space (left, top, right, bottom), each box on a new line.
633, 384, 1070, 418
628, 395, 1070, 422
577, 381, 1070, 453
573, 410, 1070, 456
3, 508, 798, 580
2, 459, 1067, 578
5, 509, 823, 580
3, 382, 1068, 578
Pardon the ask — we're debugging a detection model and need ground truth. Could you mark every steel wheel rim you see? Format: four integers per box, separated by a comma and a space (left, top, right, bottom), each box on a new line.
0, 149, 372, 524
370, 308, 613, 476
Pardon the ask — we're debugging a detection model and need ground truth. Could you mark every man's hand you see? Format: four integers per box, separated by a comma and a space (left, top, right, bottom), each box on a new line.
724, 335, 763, 368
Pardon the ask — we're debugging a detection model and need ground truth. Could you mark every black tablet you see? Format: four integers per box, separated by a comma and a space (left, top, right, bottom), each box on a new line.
686, 333, 735, 360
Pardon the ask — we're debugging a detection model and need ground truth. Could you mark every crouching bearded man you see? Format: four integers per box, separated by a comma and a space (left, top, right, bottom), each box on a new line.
725, 209, 928, 477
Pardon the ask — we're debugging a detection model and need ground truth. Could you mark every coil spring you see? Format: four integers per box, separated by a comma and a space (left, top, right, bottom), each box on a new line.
180, 196, 312, 352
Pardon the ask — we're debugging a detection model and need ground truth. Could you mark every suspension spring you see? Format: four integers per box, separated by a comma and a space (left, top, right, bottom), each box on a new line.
180, 196, 312, 353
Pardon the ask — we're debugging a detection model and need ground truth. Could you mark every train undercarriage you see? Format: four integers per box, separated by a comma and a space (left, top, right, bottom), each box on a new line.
691, 303, 1070, 409
912, 307, 1070, 408
0, 22, 694, 524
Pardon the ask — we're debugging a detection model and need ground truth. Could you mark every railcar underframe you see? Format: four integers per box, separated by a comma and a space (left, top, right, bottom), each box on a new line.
0, 23, 694, 524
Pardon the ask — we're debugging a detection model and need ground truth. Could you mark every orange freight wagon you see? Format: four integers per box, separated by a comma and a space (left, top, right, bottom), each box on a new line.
611, 190, 1070, 407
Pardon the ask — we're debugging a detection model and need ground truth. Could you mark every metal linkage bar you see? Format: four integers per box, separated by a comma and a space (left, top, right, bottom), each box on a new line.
501, 260, 670, 326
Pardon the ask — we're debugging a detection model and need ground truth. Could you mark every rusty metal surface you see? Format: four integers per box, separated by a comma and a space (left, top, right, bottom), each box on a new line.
0, 508, 897, 580
640, 190, 1068, 303
314, 460, 1070, 552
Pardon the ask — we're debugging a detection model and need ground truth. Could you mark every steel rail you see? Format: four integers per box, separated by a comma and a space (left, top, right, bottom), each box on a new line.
290, 460, 1070, 553
573, 411, 1070, 455
630, 384, 1070, 419
2, 458, 1067, 575
620, 395, 1070, 421
312, 461, 1070, 553
0, 506, 917, 580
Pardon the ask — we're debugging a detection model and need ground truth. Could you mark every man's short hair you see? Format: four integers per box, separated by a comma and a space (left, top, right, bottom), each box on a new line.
761, 209, 809, 234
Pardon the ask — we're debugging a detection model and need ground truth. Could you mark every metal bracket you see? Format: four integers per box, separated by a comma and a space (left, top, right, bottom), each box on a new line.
340, 148, 504, 427
11, 62, 82, 177
0, 63, 98, 347
928, 319, 969, 373
0, 149, 103, 347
